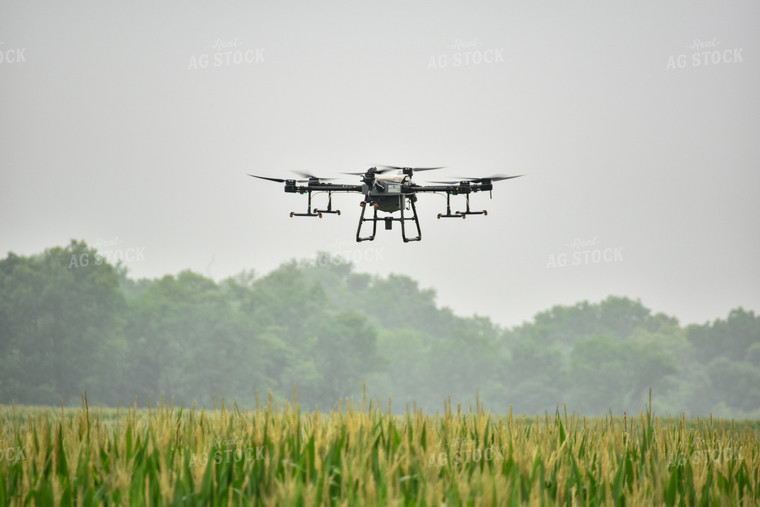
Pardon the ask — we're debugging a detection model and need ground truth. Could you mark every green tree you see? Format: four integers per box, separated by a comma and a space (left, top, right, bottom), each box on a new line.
505, 296, 668, 351
0, 241, 125, 404
504, 341, 566, 414
310, 311, 383, 407
428, 316, 505, 409
688, 308, 760, 364
369, 327, 436, 411
704, 357, 760, 413
122, 270, 275, 406
568, 335, 676, 414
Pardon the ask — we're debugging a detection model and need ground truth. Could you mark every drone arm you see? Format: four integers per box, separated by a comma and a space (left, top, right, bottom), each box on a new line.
408, 182, 493, 194
284, 182, 363, 194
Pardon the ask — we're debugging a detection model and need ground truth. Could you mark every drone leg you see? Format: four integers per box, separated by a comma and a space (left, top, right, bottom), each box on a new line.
313, 191, 342, 216
356, 202, 378, 242
401, 196, 422, 242
462, 193, 488, 217
356, 203, 367, 241
437, 192, 460, 219
455, 194, 471, 218
290, 190, 322, 217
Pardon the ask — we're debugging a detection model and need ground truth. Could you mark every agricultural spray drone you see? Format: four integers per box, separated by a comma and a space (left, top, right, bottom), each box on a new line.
248, 166, 522, 242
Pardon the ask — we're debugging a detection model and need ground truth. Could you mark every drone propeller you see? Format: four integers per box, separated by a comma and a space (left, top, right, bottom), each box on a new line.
342, 167, 383, 177
466, 174, 523, 183
429, 174, 524, 184
343, 166, 446, 179
377, 165, 445, 173
248, 172, 338, 183
292, 171, 337, 181
248, 174, 286, 183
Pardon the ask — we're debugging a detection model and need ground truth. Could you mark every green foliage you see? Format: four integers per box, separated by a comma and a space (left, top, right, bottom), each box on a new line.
0, 243, 759, 417
505, 341, 565, 414
0, 241, 125, 404
688, 308, 760, 363
568, 336, 676, 413
505, 296, 676, 349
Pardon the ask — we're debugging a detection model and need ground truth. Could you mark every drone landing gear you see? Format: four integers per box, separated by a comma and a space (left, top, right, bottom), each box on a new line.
313, 191, 341, 216
436, 193, 487, 219
356, 196, 422, 243
356, 202, 377, 242
289, 191, 340, 218
400, 197, 422, 242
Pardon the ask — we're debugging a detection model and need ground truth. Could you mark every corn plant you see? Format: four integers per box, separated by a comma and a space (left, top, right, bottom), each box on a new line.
0, 391, 757, 505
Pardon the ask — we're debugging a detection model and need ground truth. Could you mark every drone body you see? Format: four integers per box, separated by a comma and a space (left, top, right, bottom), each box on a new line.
249, 166, 522, 242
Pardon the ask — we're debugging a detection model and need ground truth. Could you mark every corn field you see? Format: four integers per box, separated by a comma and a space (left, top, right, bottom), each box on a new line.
0, 392, 758, 505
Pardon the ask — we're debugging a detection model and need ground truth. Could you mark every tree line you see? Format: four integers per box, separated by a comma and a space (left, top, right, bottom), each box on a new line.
1, 240, 758, 416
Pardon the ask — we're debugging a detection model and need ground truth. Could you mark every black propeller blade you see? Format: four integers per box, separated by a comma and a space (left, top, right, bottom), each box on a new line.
429, 174, 524, 184
292, 171, 337, 181
248, 174, 286, 183
249, 172, 339, 183
378, 165, 445, 173
343, 166, 445, 177
466, 174, 523, 183
342, 167, 383, 176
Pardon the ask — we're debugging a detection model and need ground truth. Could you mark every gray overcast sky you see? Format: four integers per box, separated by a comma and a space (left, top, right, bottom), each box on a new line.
1, 0, 758, 328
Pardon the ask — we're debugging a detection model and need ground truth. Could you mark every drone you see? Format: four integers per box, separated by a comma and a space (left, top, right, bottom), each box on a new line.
248, 166, 522, 242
